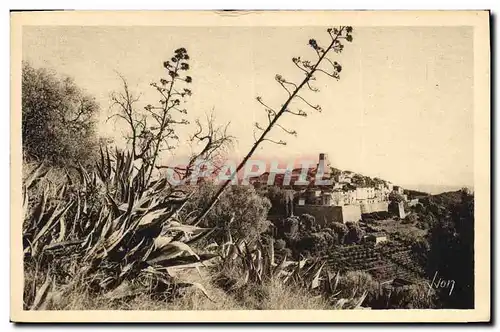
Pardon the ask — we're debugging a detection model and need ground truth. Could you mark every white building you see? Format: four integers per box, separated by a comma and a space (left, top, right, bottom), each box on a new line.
324, 189, 357, 206
374, 188, 389, 202
393, 185, 404, 195
356, 187, 376, 201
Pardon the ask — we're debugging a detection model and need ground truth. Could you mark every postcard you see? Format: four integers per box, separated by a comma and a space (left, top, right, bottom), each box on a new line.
10, 10, 490, 323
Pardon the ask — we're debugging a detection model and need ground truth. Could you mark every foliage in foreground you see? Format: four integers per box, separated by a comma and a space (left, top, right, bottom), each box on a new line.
22, 149, 370, 311
211, 234, 369, 310
22, 151, 438, 310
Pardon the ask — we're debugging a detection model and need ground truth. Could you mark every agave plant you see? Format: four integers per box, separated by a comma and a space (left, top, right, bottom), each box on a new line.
22, 147, 218, 309
214, 233, 369, 309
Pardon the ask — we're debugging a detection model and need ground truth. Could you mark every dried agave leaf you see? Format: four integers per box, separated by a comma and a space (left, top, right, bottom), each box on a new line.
333, 298, 349, 309
138, 208, 167, 226
353, 291, 368, 309
153, 236, 173, 249
311, 261, 325, 290
30, 273, 53, 310
32, 201, 74, 255
56, 214, 67, 243
272, 253, 288, 277
102, 280, 136, 300
146, 241, 199, 264
32, 185, 49, 227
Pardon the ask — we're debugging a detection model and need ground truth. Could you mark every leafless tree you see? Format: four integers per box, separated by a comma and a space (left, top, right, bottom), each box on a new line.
156, 110, 234, 182
109, 48, 233, 186
109, 48, 193, 183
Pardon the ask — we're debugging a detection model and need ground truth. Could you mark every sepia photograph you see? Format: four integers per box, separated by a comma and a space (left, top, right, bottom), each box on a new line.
10, 10, 490, 323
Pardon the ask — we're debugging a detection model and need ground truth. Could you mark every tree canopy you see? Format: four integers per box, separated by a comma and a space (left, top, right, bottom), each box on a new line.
22, 62, 100, 166
426, 189, 474, 308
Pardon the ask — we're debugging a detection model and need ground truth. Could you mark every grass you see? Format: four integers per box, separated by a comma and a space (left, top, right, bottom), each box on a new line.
32, 265, 329, 310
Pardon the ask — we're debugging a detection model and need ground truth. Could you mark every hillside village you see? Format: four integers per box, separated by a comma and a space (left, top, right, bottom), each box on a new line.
251, 153, 420, 224
248, 154, 447, 288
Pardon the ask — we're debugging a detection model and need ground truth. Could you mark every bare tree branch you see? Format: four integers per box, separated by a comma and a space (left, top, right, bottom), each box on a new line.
292, 57, 309, 74
306, 80, 319, 92
177, 110, 234, 181
262, 138, 287, 145
295, 95, 322, 111
315, 68, 340, 80
276, 123, 298, 136
284, 109, 308, 117
109, 48, 195, 188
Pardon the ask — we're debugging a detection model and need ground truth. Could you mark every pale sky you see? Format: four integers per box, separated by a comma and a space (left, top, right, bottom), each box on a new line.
22, 26, 473, 189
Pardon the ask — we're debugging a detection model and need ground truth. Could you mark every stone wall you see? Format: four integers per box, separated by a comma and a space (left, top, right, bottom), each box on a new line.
341, 205, 362, 223
295, 204, 362, 225
407, 199, 419, 207
360, 201, 389, 214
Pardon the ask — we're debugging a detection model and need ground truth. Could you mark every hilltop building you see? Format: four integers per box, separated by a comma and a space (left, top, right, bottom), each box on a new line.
317, 153, 331, 178
292, 154, 398, 223
252, 153, 407, 224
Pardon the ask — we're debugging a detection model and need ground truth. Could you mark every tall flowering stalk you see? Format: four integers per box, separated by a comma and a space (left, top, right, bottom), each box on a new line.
192, 26, 354, 225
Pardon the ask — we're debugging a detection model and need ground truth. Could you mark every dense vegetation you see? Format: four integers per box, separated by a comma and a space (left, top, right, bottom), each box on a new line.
21, 25, 473, 311
22, 62, 100, 167
262, 187, 474, 309
21, 27, 379, 311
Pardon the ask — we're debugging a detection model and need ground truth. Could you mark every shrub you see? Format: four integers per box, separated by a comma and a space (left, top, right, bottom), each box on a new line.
275, 239, 286, 251
279, 247, 293, 258
184, 182, 272, 243
387, 285, 436, 309
331, 222, 348, 244
290, 229, 337, 258
363, 217, 375, 224
22, 62, 100, 167
403, 213, 418, 224
259, 186, 287, 215
414, 202, 425, 213
426, 189, 474, 308
389, 191, 405, 203
299, 213, 316, 231
295, 235, 316, 256
362, 211, 389, 221
411, 238, 430, 268
345, 222, 365, 244
337, 271, 379, 300
280, 216, 300, 240
322, 227, 337, 244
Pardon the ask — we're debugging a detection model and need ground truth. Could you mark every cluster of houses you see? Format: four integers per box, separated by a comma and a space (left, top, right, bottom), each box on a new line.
252, 153, 407, 207
252, 153, 411, 223
302, 153, 408, 207
297, 177, 404, 207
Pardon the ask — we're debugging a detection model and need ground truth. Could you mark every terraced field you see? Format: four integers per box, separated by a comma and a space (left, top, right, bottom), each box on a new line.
327, 241, 426, 283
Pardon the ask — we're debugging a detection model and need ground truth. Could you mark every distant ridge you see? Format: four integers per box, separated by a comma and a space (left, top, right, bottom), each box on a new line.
401, 184, 473, 195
